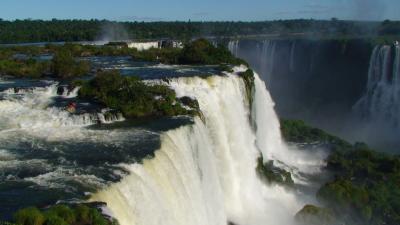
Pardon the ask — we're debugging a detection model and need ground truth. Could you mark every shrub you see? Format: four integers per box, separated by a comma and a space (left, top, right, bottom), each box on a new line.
13, 207, 45, 225
51, 50, 90, 78
74, 205, 91, 224
45, 205, 76, 224
43, 215, 68, 225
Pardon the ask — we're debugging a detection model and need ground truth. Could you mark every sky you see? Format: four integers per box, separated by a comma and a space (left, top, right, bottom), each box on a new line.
0, 0, 399, 21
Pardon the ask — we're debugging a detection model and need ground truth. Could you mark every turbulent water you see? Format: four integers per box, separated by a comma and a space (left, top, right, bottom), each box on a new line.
0, 79, 163, 217
93, 68, 326, 225
0, 60, 219, 219
0, 57, 327, 224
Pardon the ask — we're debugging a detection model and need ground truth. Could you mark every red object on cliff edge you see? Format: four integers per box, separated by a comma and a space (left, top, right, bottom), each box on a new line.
66, 102, 77, 113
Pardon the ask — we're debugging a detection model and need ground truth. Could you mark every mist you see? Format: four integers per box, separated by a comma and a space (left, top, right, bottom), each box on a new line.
97, 21, 131, 42
227, 38, 400, 153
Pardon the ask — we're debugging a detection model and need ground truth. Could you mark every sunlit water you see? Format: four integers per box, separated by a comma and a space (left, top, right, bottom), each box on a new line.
0, 59, 327, 224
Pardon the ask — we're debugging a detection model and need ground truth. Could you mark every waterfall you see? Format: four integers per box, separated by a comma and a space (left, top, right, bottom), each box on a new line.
228, 40, 239, 57
289, 41, 296, 72
353, 44, 400, 128
93, 69, 327, 225
227, 40, 280, 86
259, 40, 277, 85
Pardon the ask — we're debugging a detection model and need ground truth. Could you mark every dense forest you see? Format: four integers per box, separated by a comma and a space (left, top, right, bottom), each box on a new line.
0, 19, 399, 44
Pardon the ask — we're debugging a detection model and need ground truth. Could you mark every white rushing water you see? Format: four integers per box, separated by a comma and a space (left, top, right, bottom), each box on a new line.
93, 68, 326, 225
228, 40, 239, 57
127, 42, 160, 51
0, 81, 153, 193
0, 83, 123, 132
353, 44, 400, 129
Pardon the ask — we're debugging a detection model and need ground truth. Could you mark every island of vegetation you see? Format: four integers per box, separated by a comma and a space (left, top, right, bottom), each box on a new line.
281, 119, 400, 225
76, 70, 197, 119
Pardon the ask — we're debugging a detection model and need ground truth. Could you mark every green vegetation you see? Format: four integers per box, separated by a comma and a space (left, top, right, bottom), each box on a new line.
0, 58, 50, 78
256, 156, 294, 187
0, 19, 399, 44
131, 39, 246, 65
0, 45, 90, 79
51, 50, 90, 79
282, 119, 400, 225
0, 39, 247, 79
238, 69, 254, 104
317, 145, 400, 225
179, 39, 246, 65
78, 70, 198, 119
11, 204, 117, 225
280, 119, 350, 148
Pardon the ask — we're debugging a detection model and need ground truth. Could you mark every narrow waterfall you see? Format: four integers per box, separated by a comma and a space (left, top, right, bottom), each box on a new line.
259, 40, 277, 85
353, 44, 400, 128
93, 69, 327, 225
227, 40, 284, 86
289, 41, 296, 72
228, 40, 239, 57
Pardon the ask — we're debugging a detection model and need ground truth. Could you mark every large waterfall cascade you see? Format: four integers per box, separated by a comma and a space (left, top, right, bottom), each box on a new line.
93, 68, 327, 225
353, 44, 400, 128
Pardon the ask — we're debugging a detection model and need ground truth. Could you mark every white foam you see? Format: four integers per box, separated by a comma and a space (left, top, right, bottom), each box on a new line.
92, 70, 324, 225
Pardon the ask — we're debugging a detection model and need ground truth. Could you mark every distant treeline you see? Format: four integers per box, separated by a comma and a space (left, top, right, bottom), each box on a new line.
0, 19, 399, 44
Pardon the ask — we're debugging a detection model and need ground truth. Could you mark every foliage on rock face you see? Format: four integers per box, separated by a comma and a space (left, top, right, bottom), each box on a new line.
78, 70, 197, 119
256, 156, 294, 187
238, 69, 254, 105
280, 119, 350, 148
282, 119, 400, 225
317, 144, 400, 225
11, 204, 116, 225
295, 205, 335, 225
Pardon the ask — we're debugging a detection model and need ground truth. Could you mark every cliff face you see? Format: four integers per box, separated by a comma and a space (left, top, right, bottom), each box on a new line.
228, 39, 374, 120
228, 39, 380, 146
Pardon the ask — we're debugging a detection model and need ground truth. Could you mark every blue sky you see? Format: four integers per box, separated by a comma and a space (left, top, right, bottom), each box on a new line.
0, 0, 399, 21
